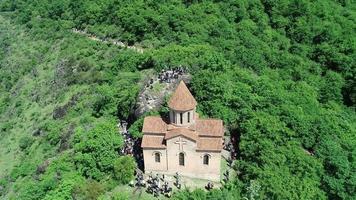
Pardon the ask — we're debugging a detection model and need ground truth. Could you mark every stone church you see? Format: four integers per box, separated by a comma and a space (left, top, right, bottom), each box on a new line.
141, 81, 224, 181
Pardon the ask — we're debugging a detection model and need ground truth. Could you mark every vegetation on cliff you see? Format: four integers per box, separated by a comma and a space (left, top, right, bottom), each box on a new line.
0, 0, 355, 199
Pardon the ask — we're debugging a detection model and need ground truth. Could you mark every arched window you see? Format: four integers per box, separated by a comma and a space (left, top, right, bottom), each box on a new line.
203, 154, 209, 165
155, 152, 160, 163
188, 112, 190, 123
179, 152, 185, 166
180, 113, 183, 124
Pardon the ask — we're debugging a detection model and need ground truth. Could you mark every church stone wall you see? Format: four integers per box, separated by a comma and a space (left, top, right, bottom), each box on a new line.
166, 136, 197, 174
143, 149, 168, 173
165, 136, 221, 181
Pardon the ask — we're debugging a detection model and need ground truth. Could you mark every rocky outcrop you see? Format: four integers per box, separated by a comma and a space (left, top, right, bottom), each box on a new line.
52, 94, 80, 120
135, 68, 191, 117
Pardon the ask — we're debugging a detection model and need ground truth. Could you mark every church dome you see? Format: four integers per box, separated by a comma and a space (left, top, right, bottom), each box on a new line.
168, 81, 197, 111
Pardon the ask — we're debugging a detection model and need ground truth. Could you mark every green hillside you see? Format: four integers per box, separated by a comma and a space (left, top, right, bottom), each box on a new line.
0, 0, 355, 199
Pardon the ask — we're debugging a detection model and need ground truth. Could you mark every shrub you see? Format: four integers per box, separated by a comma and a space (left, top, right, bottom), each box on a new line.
43, 121, 63, 145
111, 191, 130, 200
73, 180, 105, 200
127, 117, 144, 138
74, 119, 124, 180
19, 135, 35, 151
113, 156, 136, 184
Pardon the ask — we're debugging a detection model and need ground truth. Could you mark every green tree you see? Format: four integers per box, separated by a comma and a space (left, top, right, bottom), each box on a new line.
73, 180, 105, 200
113, 156, 136, 184
74, 119, 123, 180
317, 135, 356, 200
19, 135, 35, 151
127, 116, 144, 138
319, 71, 344, 103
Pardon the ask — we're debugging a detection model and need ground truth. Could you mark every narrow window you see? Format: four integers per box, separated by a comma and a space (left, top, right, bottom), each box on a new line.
172, 112, 176, 123
203, 155, 209, 165
179, 153, 185, 166
188, 112, 190, 123
180, 113, 183, 124
155, 152, 160, 163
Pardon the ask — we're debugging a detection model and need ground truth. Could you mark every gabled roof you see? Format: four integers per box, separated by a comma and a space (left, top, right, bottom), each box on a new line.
141, 116, 224, 151
197, 137, 223, 152
142, 116, 167, 134
168, 81, 197, 111
196, 119, 224, 137
165, 128, 198, 141
141, 135, 166, 149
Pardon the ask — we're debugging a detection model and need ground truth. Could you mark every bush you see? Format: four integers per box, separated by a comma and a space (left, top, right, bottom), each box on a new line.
113, 156, 136, 184
19, 135, 35, 151
0, 178, 8, 196
127, 117, 144, 138
92, 73, 140, 118
43, 121, 63, 145
74, 119, 124, 180
111, 191, 130, 200
73, 180, 105, 200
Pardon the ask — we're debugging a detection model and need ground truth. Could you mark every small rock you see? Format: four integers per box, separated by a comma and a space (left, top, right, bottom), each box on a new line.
32, 129, 43, 136
36, 160, 51, 174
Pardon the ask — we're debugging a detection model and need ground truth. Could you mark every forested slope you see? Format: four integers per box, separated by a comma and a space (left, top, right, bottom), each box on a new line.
0, 0, 355, 200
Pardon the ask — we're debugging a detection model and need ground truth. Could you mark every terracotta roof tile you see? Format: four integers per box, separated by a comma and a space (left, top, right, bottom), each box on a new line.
165, 128, 198, 141
197, 137, 223, 151
141, 135, 166, 149
142, 116, 167, 134
196, 119, 224, 137
168, 81, 197, 111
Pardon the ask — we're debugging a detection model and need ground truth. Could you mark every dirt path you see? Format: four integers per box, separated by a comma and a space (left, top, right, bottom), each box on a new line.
71, 29, 144, 53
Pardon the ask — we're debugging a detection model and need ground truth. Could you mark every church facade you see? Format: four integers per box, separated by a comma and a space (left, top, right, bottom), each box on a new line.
141, 81, 224, 181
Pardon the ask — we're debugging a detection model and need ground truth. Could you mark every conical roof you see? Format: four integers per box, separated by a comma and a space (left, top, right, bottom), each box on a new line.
168, 81, 197, 111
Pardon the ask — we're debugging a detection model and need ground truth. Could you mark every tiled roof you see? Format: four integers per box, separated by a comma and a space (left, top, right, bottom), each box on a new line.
165, 128, 198, 141
168, 81, 197, 111
142, 116, 167, 134
197, 137, 223, 151
141, 135, 166, 149
196, 119, 224, 137
141, 117, 224, 151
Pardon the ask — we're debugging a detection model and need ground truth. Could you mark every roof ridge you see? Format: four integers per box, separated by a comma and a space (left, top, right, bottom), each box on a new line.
165, 128, 198, 141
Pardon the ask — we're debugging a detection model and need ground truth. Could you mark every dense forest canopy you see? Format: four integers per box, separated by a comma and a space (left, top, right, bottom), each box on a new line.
0, 0, 355, 200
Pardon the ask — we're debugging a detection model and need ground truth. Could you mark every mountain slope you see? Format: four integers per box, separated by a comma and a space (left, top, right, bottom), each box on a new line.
0, 0, 355, 199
